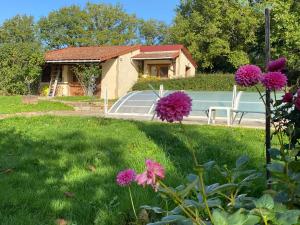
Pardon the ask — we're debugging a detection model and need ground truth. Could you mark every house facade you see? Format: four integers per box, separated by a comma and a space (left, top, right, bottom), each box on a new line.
42, 45, 197, 99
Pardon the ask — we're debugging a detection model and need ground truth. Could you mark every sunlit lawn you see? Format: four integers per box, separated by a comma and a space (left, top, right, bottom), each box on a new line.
54, 96, 101, 102
0, 116, 267, 225
0, 96, 73, 114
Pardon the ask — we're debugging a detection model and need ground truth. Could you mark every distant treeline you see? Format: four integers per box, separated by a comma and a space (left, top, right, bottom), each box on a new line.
0, 1, 299, 95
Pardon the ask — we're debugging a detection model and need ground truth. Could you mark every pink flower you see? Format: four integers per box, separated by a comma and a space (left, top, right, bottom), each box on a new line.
155, 91, 192, 123
136, 159, 165, 190
296, 89, 300, 111
267, 57, 287, 72
295, 97, 300, 111
116, 169, 136, 186
282, 92, 293, 103
261, 72, 287, 91
235, 65, 262, 87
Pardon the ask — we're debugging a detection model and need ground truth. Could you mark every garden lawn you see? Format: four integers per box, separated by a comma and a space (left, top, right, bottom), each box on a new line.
54, 96, 102, 102
0, 116, 267, 225
0, 96, 73, 114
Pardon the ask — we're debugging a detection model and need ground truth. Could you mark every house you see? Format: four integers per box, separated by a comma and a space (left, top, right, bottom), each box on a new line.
42, 45, 197, 99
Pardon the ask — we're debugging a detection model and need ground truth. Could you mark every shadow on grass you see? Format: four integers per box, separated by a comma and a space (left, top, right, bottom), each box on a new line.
135, 121, 266, 190
0, 117, 266, 225
0, 126, 131, 225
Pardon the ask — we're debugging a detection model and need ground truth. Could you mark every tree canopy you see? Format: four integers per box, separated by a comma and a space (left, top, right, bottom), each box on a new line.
0, 43, 44, 95
0, 1, 299, 75
169, 0, 261, 72
138, 19, 169, 45
0, 15, 37, 43
170, 0, 300, 73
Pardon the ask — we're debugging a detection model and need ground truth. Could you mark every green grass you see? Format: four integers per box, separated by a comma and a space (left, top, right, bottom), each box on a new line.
132, 74, 264, 92
0, 96, 73, 114
54, 96, 102, 102
0, 116, 267, 225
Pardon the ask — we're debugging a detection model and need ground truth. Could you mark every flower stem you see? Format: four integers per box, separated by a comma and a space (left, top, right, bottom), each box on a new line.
128, 186, 138, 220
159, 181, 203, 225
179, 122, 199, 166
255, 85, 267, 106
199, 172, 213, 222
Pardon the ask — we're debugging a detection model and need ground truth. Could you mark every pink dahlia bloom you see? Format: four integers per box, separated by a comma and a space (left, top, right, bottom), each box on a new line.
267, 57, 287, 72
235, 65, 262, 87
282, 92, 294, 103
295, 98, 300, 111
261, 72, 287, 91
136, 159, 165, 190
116, 169, 136, 186
296, 89, 300, 111
155, 91, 192, 123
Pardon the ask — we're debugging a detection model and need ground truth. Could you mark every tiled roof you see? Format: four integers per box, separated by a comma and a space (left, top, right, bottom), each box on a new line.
45, 44, 197, 67
45, 45, 140, 62
140, 45, 197, 67
140, 45, 183, 52
132, 52, 179, 60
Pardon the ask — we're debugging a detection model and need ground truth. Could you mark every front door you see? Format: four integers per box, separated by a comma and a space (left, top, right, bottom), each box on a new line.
149, 65, 169, 78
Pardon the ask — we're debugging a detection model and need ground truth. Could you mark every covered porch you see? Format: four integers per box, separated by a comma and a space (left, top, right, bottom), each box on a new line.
40, 63, 101, 97
132, 52, 178, 78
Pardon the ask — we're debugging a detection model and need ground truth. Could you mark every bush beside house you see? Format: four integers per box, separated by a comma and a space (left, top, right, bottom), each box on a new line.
132, 74, 262, 92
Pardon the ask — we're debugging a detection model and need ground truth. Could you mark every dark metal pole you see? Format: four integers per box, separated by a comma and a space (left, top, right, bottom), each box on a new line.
265, 8, 272, 188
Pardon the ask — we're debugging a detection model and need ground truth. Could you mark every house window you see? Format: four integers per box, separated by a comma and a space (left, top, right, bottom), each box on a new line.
149, 65, 169, 78
185, 66, 191, 77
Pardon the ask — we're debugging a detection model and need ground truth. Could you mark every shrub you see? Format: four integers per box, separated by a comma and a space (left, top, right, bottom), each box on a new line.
40, 85, 49, 96
0, 42, 44, 95
132, 74, 263, 92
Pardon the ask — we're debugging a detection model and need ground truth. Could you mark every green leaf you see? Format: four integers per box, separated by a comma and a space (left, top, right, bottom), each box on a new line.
276, 210, 300, 225
212, 210, 228, 225
203, 160, 216, 170
179, 176, 199, 197
140, 205, 164, 214
207, 183, 238, 196
254, 194, 274, 210
288, 161, 300, 173
268, 148, 281, 159
227, 209, 247, 224
243, 215, 261, 225
206, 198, 222, 207
183, 199, 200, 208
236, 155, 249, 168
227, 209, 261, 225
267, 162, 285, 174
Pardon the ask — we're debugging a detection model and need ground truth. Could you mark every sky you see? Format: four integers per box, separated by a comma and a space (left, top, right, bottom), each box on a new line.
0, 0, 180, 25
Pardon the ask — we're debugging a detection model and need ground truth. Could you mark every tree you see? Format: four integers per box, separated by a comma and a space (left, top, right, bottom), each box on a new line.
0, 43, 44, 95
72, 64, 101, 96
38, 5, 90, 49
170, 0, 261, 72
38, 3, 138, 49
268, 0, 300, 71
137, 19, 169, 45
0, 15, 37, 43
86, 3, 138, 45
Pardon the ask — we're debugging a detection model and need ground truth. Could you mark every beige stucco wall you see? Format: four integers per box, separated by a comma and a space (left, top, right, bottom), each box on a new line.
177, 50, 196, 78
143, 59, 175, 78
116, 50, 139, 98
101, 49, 139, 99
100, 58, 118, 99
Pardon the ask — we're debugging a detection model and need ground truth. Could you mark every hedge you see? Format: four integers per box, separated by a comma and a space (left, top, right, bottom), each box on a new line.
132, 74, 263, 92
